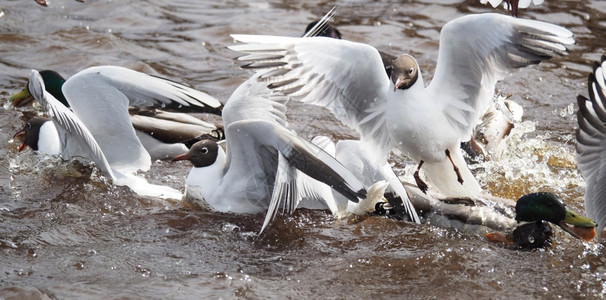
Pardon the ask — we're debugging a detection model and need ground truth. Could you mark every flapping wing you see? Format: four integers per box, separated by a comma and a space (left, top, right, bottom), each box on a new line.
229, 35, 393, 160
576, 56, 606, 236
222, 75, 288, 128
261, 152, 300, 234
428, 13, 573, 139
27, 70, 116, 181
226, 120, 366, 216
62, 70, 153, 174
68, 66, 222, 114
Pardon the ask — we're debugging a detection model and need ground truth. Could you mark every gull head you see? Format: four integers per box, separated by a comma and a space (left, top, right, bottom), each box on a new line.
391, 55, 419, 91
172, 140, 220, 168
13, 117, 51, 152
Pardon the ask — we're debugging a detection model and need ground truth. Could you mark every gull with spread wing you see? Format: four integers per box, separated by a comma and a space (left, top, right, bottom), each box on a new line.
172, 73, 396, 233
13, 67, 222, 199
230, 13, 574, 197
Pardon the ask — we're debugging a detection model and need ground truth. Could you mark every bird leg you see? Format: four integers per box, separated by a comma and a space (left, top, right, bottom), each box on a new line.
413, 160, 429, 194
504, 0, 520, 17
445, 149, 464, 185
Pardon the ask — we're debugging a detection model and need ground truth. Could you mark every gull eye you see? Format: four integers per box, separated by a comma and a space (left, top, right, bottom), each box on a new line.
408, 67, 415, 75
26, 123, 32, 130
200, 147, 209, 154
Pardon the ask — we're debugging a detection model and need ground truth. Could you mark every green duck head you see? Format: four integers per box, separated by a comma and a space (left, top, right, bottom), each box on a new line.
515, 192, 596, 240
9, 70, 68, 107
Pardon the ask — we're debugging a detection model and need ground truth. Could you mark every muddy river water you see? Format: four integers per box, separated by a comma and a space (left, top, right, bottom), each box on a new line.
1, 0, 606, 298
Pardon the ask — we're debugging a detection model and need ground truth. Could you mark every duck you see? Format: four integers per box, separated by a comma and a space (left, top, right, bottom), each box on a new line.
576, 55, 606, 238
485, 192, 596, 249
378, 185, 595, 248
171, 71, 391, 233
229, 13, 574, 198
9, 66, 222, 199
10, 68, 224, 160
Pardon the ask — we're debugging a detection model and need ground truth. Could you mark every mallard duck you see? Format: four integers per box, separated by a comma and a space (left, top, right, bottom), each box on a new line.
484, 192, 596, 248
230, 13, 573, 198
9, 67, 222, 199
576, 55, 606, 238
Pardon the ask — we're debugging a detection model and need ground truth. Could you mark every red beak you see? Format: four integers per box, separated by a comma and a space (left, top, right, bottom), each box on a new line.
172, 153, 191, 162
13, 130, 28, 152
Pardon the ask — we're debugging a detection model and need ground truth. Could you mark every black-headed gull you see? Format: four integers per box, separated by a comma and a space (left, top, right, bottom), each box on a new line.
576, 55, 606, 237
11, 66, 222, 199
171, 75, 389, 233
229, 13, 574, 198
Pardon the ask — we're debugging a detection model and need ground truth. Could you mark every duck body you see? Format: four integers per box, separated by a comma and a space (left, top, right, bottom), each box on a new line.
484, 192, 597, 249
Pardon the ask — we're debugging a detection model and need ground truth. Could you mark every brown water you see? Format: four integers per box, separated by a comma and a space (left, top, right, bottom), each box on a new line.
1, 0, 606, 299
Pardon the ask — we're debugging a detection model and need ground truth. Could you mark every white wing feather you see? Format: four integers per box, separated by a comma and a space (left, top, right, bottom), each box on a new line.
428, 13, 573, 139
576, 56, 606, 236
28, 70, 116, 181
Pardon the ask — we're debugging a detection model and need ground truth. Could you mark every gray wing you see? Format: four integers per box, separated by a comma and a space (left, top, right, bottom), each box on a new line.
61, 66, 223, 174
225, 120, 367, 231
68, 66, 222, 113
129, 109, 218, 144
229, 35, 393, 160
576, 56, 606, 236
62, 69, 153, 174
221, 75, 288, 128
428, 13, 573, 139
27, 70, 116, 180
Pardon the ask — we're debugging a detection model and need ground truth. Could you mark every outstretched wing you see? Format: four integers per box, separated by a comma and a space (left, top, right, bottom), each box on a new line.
229, 35, 393, 161
67, 66, 222, 113
27, 70, 116, 181
576, 55, 606, 236
61, 66, 221, 173
428, 13, 573, 139
225, 120, 367, 232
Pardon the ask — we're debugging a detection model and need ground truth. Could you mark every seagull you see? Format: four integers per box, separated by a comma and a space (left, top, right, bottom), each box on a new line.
290, 13, 420, 222
480, 0, 544, 17
172, 74, 385, 233
229, 13, 574, 198
576, 55, 606, 237
12, 66, 222, 199
10, 67, 224, 161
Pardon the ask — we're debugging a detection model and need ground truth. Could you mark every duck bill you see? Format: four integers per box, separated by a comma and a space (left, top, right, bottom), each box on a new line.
564, 210, 597, 227
9, 86, 34, 107
557, 220, 584, 240
558, 210, 597, 241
